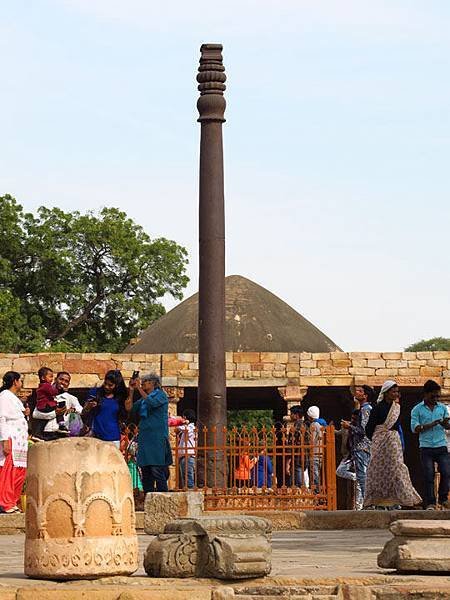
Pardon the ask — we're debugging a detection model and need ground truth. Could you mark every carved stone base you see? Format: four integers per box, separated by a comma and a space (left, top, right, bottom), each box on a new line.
378, 520, 450, 572
144, 491, 204, 534
144, 516, 271, 579
25, 536, 139, 579
24, 438, 139, 580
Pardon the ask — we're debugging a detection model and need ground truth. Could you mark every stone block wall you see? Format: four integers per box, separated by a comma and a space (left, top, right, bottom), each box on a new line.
1, 350, 449, 390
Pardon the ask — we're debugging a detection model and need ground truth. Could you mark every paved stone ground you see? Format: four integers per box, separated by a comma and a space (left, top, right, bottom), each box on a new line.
270, 530, 391, 578
1, 529, 450, 588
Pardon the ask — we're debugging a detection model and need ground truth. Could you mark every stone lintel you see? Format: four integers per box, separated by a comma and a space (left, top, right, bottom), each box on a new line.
161, 376, 178, 387
354, 376, 443, 387
300, 376, 354, 387
226, 378, 289, 388
178, 378, 198, 387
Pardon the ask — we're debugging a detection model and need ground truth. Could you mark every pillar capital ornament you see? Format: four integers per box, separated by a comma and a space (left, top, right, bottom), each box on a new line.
197, 43, 226, 123
278, 386, 309, 408
164, 386, 185, 402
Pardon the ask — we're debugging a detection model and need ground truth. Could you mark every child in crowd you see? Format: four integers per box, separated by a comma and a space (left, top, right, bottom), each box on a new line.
119, 422, 128, 458
254, 449, 274, 489
125, 423, 144, 508
235, 440, 258, 489
176, 409, 197, 489
33, 367, 68, 438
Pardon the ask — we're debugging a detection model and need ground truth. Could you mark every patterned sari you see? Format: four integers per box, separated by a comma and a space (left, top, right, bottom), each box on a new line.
364, 401, 421, 507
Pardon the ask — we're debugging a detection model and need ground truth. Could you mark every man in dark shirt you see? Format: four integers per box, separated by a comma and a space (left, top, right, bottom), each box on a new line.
342, 385, 373, 509
285, 405, 306, 487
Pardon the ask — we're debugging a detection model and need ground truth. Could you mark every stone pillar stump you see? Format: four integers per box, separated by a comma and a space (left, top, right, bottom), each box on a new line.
24, 438, 139, 579
144, 515, 271, 579
378, 519, 450, 572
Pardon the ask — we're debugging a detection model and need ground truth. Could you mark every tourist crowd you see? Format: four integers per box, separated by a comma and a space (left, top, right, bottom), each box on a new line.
334, 380, 450, 510
0, 366, 449, 513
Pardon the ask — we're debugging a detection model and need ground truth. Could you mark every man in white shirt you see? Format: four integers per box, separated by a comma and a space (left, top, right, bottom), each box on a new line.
32, 371, 82, 440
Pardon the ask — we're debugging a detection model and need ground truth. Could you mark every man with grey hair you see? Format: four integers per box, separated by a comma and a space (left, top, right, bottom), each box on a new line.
126, 373, 172, 493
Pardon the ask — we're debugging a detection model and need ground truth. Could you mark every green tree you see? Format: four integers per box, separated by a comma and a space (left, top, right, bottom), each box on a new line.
0, 194, 189, 352
227, 410, 274, 430
405, 337, 450, 352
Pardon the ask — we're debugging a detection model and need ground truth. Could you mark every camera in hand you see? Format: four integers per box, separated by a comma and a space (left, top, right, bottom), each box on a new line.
132, 370, 140, 380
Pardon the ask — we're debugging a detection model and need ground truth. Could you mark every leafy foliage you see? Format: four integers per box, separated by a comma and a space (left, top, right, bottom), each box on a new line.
405, 337, 450, 352
0, 194, 189, 352
227, 410, 274, 430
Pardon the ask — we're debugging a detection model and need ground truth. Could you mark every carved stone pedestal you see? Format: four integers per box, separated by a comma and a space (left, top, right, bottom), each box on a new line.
144, 515, 271, 579
24, 438, 139, 579
378, 519, 450, 572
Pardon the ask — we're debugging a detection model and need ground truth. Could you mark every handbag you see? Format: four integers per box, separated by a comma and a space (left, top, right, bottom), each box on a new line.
67, 412, 84, 437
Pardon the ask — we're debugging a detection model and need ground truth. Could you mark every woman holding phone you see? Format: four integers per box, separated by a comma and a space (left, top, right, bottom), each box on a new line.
82, 369, 128, 448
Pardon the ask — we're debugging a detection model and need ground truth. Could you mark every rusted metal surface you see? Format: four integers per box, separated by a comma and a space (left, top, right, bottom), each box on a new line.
196, 43, 227, 486
173, 424, 337, 511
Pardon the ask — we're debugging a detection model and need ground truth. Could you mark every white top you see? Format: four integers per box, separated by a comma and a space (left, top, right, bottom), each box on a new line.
177, 422, 196, 456
33, 391, 83, 432
0, 389, 28, 468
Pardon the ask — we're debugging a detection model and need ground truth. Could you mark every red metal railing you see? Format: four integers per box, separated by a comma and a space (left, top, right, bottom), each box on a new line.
172, 424, 337, 511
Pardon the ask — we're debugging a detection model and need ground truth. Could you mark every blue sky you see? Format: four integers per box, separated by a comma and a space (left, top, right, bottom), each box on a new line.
1, 1, 449, 351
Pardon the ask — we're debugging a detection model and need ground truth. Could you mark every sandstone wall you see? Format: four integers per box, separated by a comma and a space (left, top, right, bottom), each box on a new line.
1, 351, 449, 390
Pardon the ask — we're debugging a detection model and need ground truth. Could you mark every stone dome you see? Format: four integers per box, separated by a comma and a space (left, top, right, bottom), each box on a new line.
125, 275, 341, 353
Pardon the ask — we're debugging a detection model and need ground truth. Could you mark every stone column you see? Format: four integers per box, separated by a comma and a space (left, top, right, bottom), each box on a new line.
196, 44, 227, 486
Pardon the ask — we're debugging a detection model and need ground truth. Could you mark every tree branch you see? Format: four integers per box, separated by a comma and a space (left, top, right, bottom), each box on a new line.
48, 290, 104, 341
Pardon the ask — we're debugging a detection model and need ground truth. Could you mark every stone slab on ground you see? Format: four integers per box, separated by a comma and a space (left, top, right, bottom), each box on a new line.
0, 531, 449, 598
0, 581, 450, 600
145, 516, 271, 579
378, 519, 450, 572
144, 491, 204, 534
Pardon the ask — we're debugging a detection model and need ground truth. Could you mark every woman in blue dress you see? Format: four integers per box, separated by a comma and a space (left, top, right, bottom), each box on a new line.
82, 370, 128, 448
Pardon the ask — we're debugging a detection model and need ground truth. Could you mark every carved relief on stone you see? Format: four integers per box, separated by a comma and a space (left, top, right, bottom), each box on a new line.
144, 516, 271, 580
145, 533, 199, 578
24, 438, 139, 580
164, 386, 185, 401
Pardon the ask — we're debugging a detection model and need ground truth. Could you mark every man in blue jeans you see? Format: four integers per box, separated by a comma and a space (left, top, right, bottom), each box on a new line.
411, 379, 450, 510
342, 385, 374, 509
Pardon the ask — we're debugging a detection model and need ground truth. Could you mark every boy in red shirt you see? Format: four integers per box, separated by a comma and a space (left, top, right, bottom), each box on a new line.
34, 367, 68, 438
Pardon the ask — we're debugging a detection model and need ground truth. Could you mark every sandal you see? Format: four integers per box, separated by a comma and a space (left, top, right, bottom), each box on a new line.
4, 506, 20, 514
